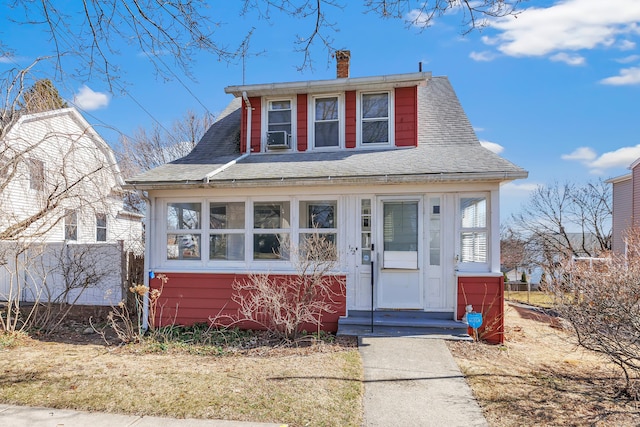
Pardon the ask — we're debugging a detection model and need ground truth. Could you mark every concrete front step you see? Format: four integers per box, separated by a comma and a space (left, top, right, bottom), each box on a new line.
337, 310, 473, 341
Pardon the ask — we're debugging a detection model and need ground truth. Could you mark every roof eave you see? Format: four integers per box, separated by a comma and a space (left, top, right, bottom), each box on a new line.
225, 72, 432, 97
123, 170, 528, 191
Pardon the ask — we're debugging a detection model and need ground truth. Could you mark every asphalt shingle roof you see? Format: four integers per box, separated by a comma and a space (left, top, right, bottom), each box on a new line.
127, 76, 527, 187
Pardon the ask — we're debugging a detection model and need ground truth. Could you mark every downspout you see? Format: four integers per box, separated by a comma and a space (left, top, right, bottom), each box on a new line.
138, 189, 151, 332
205, 91, 252, 182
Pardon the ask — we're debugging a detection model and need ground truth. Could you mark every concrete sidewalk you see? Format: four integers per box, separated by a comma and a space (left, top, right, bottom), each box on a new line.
0, 405, 285, 427
360, 336, 488, 427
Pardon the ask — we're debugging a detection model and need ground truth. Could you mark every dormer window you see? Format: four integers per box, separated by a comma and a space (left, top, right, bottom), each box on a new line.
266, 99, 292, 150
313, 95, 341, 149
360, 92, 391, 146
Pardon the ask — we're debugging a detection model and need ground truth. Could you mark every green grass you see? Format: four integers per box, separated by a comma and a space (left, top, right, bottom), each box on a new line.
504, 290, 557, 308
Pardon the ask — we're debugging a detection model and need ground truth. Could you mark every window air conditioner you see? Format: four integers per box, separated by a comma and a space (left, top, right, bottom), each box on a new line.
266, 131, 290, 149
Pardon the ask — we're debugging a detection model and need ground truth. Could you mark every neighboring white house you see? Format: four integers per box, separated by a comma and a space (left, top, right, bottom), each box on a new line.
0, 107, 143, 306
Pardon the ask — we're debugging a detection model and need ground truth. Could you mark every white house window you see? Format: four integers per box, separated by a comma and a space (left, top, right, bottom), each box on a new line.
253, 201, 290, 260
209, 202, 245, 261
361, 92, 390, 144
299, 201, 337, 259
460, 196, 487, 264
96, 213, 107, 242
167, 202, 201, 260
29, 158, 45, 191
313, 96, 340, 148
265, 100, 293, 149
65, 209, 78, 241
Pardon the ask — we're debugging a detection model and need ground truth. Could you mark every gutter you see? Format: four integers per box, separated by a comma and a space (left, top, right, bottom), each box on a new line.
204, 91, 252, 183
138, 190, 151, 333
127, 170, 530, 191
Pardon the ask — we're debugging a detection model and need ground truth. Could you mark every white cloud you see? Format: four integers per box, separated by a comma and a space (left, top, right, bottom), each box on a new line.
0, 56, 14, 64
600, 66, 640, 85
469, 50, 498, 62
73, 85, 109, 110
562, 145, 640, 174
550, 52, 586, 66
561, 146, 597, 162
485, 0, 640, 58
618, 39, 637, 50
615, 54, 640, 63
500, 181, 540, 199
480, 140, 504, 154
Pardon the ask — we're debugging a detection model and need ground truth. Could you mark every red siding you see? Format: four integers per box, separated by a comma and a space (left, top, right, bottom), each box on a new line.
297, 94, 308, 151
239, 97, 262, 153
249, 97, 261, 153
345, 90, 357, 149
457, 276, 504, 344
395, 86, 418, 147
150, 272, 347, 333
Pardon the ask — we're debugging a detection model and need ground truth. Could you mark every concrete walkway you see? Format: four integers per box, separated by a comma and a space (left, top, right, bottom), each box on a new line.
360, 336, 488, 427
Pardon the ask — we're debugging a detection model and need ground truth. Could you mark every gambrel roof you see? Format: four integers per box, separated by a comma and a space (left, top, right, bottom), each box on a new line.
126, 75, 527, 189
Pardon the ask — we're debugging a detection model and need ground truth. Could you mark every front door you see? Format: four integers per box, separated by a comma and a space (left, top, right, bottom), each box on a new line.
376, 199, 422, 309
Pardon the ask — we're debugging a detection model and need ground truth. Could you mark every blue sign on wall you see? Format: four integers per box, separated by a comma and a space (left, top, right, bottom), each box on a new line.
467, 312, 483, 329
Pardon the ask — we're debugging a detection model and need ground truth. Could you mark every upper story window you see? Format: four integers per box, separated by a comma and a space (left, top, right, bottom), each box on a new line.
266, 100, 292, 149
96, 213, 107, 242
313, 96, 341, 149
29, 158, 45, 191
65, 209, 78, 241
360, 92, 391, 145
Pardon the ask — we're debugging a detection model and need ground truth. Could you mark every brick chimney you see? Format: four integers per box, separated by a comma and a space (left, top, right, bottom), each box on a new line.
336, 50, 351, 78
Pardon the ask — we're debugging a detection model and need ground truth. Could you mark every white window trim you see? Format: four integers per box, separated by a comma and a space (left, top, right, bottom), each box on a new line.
356, 90, 394, 148
164, 200, 204, 264
456, 193, 490, 272
261, 97, 296, 152
156, 197, 344, 272
309, 93, 344, 151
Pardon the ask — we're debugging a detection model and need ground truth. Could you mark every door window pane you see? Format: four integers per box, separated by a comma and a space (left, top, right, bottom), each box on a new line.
383, 202, 418, 252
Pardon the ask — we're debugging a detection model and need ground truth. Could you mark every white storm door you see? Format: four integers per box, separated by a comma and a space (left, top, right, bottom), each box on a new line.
377, 199, 422, 309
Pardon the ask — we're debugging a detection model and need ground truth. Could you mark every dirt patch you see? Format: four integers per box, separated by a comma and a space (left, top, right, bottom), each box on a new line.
449, 303, 640, 426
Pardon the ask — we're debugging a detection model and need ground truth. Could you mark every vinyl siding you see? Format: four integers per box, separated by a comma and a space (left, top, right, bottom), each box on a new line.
612, 178, 632, 254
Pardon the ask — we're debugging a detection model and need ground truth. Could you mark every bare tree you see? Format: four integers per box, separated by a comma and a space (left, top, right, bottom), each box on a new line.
2, 1, 522, 83
509, 181, 612, 288
116, 110, 214, 213
551, 227, 640, 398
117, 110, 214, 177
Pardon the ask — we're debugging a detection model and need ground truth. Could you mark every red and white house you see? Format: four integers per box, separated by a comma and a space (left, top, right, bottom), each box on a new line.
127, 53, 527, 343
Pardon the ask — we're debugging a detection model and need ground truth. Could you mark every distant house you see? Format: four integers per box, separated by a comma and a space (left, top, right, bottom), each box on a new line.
607, 160, 637, 256
0, 107, 143, 306
127, 53, 528, 343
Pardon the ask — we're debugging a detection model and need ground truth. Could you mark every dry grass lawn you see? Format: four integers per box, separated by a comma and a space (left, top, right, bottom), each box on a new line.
0, 334, 362, 427
449, 303, 640, 426
504, 290, 557, 308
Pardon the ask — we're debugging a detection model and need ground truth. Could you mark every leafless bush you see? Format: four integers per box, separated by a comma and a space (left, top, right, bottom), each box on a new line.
104, 274, 167, 344
551, 228, 640, 398
224, 233, 345, 342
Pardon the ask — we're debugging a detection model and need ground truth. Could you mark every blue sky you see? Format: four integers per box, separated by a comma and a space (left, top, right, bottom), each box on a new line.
1, 1, 640, 221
